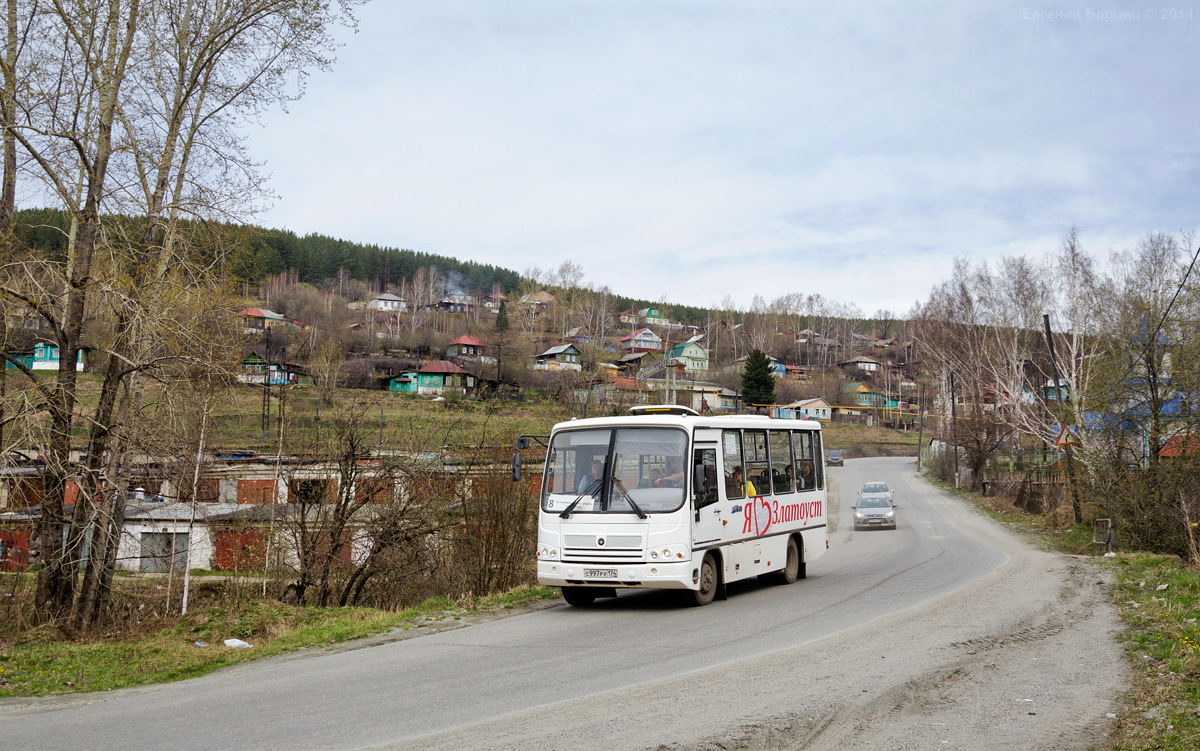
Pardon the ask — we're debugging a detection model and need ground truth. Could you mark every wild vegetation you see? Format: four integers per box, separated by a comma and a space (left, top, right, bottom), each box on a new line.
914, 230, 1200, 564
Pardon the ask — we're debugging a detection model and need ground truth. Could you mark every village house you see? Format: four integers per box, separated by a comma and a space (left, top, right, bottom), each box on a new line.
641, 379, 735, 413
367, 292, 407, 313
484, 292, 509, 312
620, 327, 663, 353
237, 307, 307, 334
839, 355, 882, 374
774, 398, 832, 421
844, 381, 887, 408
575, 375, 652, 406
534, 344, 582, 372
517, 289, 558, 314
4, 337, 87, 371
664, 336, 709, 373
387, 360, 474, 396
446, 334, 486, 358
238, 349, 310, 385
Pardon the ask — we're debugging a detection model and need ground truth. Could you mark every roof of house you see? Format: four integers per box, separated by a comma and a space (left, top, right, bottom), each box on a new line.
1160, 435, 1200, 457
620, 328, 661, 342
787, 398, 831, 408
518, 290, 558, 305
237, 307, 287, 320
374, 293, 405, 301
418, 360, 469, 375
612, 377, 651, 392
666, 341, 706, 358
537, 344, 579, 357
449, 335, 486, 347
839, 355, 881, 365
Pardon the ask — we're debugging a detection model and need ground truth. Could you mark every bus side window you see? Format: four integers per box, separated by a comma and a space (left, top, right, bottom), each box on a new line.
770, 430, 793, 494
792, 429, 820, 489
693, 448, 718, 509
722, 430, 744, 500
793, 431, 815, 491
744, 429, 770, 497
814, 431, 825, 490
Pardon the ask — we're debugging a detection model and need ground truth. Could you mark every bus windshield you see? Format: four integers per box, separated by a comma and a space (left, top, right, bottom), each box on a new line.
541, 427, 688, 515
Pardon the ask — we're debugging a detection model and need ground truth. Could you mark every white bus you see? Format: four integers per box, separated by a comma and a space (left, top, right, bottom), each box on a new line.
515, 405, 828, 606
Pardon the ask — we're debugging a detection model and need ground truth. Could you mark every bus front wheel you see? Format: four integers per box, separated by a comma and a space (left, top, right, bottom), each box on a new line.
692, 554, 719, 606
561, 586, 596, 607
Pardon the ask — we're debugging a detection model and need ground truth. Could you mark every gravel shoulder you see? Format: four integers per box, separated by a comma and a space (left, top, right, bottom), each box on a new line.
387, 467, 1128, 751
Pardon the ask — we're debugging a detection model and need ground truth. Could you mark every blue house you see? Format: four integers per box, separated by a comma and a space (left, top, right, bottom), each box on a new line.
5, 339, 86, 371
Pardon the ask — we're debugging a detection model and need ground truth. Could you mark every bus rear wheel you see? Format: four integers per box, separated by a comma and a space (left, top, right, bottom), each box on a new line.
561, 586, 596, 607
768, 537, 801, 585
692, 554, 719, 606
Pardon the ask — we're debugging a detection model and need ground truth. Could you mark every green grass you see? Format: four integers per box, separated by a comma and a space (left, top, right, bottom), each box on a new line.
1109, 553, 1200, 751
0, 372, 569, 454
822, 421, 920, 457
0, 585, 558, 697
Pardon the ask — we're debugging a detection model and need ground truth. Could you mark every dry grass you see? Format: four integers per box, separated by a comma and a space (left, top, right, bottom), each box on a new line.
0, 585, 557, 697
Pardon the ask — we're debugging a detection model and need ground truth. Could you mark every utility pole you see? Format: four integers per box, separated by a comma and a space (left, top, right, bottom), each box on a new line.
950, 372, 959, 487
917, 384, 925, 472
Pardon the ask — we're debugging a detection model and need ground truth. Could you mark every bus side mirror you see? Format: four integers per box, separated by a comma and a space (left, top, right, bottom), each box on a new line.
515, 436, 531, 450
693, 465, 709, 496
511, 451, 522, 482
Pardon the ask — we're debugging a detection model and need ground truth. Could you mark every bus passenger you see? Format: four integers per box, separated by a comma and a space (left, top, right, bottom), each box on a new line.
728, 466, 756, 498
657, 457, 685, 487
577, 460, 604, 494
798, 461, 814, 490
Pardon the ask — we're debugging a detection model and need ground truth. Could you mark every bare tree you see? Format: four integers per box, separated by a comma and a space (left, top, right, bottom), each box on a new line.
0, 0, 362, 621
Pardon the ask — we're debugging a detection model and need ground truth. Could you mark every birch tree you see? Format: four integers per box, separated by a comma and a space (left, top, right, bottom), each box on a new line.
0, 0, 363, 622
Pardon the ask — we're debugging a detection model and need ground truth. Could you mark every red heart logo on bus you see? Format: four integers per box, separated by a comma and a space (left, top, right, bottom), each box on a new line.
755, 497, 772, 536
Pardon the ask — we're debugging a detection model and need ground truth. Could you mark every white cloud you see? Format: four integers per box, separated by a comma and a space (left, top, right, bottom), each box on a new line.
247, 1, 1200, 315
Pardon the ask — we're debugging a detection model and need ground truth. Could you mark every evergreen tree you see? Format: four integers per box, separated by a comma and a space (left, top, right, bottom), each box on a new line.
741, 348, 776, 410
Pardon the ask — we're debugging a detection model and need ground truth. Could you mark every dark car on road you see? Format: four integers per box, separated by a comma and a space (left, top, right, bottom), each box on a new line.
826, 449, 843, 467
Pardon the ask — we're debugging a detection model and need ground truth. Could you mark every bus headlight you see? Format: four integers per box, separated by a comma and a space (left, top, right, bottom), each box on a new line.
538, 545, 560, 559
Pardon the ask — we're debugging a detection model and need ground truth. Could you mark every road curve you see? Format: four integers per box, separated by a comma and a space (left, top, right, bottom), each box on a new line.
0, 457, 1126, 750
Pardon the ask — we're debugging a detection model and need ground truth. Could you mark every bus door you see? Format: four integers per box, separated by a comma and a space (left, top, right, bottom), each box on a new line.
691, 442, 721, 547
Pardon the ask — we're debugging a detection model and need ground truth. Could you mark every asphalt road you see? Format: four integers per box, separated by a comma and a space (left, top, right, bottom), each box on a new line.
0, 457, 1124, 750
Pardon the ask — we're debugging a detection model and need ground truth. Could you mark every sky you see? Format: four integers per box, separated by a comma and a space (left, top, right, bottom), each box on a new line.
246, 1, 1200, 315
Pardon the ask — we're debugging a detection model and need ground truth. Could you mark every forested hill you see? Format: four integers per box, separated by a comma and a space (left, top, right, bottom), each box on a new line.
235, 228, 524, 294
15, 208, 714, 321
14, 208, 523, 295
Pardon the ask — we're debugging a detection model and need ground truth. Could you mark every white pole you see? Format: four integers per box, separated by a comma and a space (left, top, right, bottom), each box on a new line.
181, 399, 211, 616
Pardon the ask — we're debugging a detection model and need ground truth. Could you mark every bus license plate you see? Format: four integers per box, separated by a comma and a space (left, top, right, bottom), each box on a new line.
585, 568, 617, 579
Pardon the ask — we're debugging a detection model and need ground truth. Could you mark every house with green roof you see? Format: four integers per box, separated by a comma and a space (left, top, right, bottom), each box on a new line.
664, 336, 708, 373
